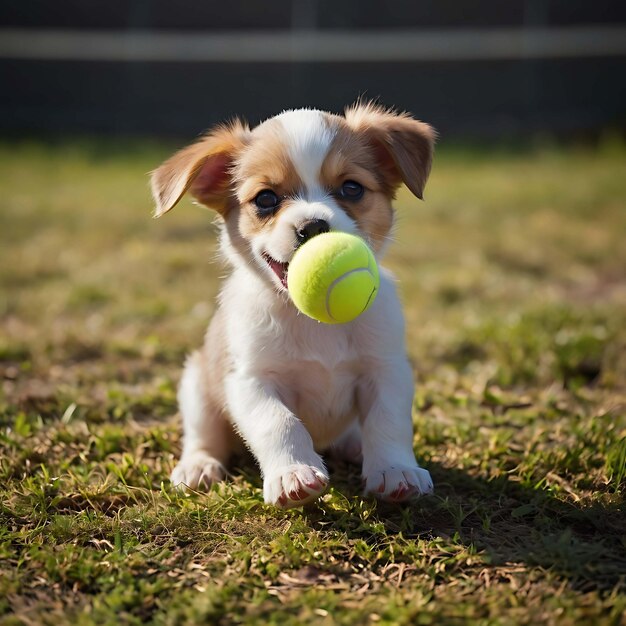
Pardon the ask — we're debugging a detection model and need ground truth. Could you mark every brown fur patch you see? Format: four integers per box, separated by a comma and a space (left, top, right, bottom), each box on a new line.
235, 119, 304, 202
321, 120, 394, 252
234, 119, 305, 238
151, 119, 250, 217
343, 102, 436, 200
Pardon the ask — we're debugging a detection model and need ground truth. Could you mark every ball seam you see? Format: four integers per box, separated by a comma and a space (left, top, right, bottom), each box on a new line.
324, 266, 375, 322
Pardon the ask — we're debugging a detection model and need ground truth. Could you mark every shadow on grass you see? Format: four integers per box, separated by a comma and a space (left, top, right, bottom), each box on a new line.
304, 459, 626, 593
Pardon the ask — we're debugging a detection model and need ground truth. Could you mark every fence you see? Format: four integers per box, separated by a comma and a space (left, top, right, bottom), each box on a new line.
1, 0, 625, 138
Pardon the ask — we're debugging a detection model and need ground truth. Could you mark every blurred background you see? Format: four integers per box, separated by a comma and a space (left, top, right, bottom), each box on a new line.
1, 0, 625, 139
1, 0, 625, 380
1, 0, 625, 385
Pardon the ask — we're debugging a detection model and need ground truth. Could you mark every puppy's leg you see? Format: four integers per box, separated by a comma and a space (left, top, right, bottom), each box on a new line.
359, 358, 433, 502
226, 375, 328, 509
170, 351, 234, 491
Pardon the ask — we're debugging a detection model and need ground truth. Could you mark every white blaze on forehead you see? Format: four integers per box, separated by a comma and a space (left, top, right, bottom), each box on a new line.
275, 109, 335, 197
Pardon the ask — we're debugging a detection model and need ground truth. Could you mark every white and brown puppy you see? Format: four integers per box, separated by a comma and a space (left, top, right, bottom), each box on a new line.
151, 103, 435, 508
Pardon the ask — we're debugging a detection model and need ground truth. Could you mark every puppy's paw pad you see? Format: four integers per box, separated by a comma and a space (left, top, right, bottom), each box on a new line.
364, 466, 433, 502
170, 452, 227, 491
265, 465, 329, 509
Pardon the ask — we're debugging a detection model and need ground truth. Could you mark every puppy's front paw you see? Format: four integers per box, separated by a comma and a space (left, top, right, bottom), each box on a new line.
363, 466, 433, 502
264, 464, 329, 509
170, 451, 227, 491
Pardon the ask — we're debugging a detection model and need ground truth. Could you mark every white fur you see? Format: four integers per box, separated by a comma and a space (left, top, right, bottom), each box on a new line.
170, 108, 433, 507
276, 109, 335, 196
171, 353, 227, 489
216, 267, 433, 505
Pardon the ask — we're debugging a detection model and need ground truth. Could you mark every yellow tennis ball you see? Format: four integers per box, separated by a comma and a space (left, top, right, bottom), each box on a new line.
287, 232, 380, 324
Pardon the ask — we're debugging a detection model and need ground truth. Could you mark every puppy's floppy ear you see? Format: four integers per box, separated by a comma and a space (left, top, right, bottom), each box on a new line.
150, 119, 250, 217
344, 102, 436, 200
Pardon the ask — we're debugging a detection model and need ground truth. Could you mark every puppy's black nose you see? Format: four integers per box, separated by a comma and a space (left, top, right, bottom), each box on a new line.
296, 219, 330, 245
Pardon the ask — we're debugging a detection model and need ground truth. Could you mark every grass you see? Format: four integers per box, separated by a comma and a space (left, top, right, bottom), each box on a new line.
0, 137, 625, 625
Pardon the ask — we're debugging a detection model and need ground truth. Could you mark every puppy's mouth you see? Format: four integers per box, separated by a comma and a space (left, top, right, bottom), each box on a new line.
263, 253, 289, 289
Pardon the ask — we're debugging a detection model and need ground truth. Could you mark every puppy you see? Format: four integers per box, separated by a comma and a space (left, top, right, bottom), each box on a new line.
151, 103, 435, 508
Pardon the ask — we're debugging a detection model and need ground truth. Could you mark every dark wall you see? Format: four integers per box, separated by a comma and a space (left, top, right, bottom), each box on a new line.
3, 0, 625, 30
1, 1, 625, 139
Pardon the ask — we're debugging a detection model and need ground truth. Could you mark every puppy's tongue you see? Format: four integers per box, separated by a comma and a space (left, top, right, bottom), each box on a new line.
267, 256, 289, 288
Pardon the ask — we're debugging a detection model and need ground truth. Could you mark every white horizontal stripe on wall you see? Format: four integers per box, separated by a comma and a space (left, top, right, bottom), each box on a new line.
1, 27, 625, 62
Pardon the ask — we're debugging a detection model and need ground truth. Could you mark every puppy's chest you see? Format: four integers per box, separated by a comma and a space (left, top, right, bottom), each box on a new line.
280, 356, 362, 447
258, 323, 365, 443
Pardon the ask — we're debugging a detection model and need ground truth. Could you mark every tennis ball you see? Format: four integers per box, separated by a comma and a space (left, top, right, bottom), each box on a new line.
287, 232, 380, 324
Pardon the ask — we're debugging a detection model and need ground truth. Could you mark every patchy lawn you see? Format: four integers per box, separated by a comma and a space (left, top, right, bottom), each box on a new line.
0, 138, 625, 625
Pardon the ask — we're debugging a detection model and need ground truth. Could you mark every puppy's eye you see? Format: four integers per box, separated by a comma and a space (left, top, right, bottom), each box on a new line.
340, 180, 364, 201
254, 190, 281, 216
